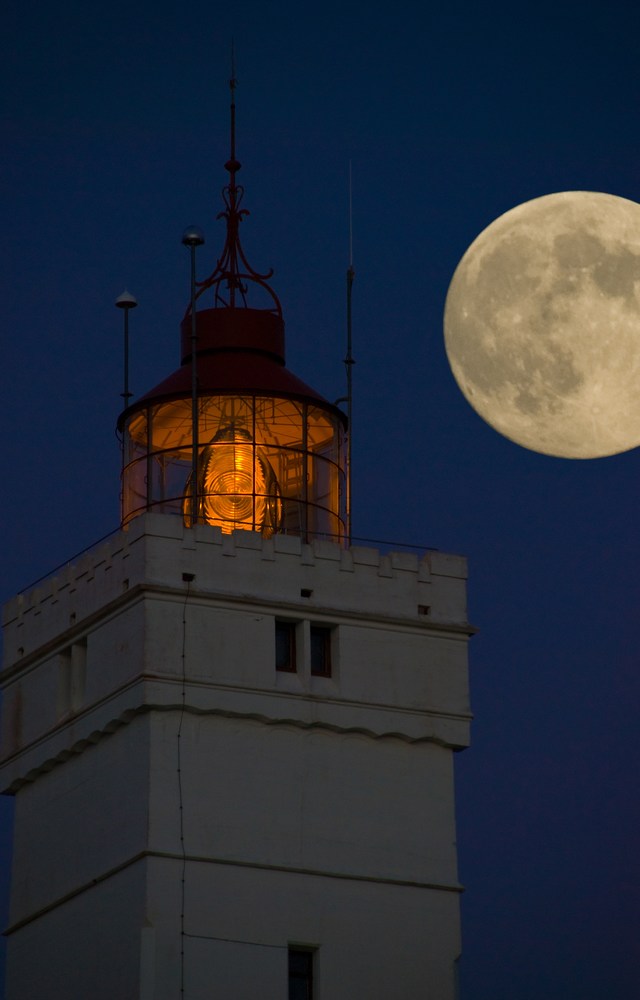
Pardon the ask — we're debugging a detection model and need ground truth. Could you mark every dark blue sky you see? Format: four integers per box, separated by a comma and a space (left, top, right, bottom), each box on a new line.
2, 2, 639, 997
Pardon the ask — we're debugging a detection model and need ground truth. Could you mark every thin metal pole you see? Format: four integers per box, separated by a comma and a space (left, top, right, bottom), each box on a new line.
302, 402, 309, 543
345, 163, 355, 544
116, 290, 138, 406
115, 290, 138, 524
189, 245, 198, 525
123, 310, 130, 404
182, 228, 205, 525
346, 265, 354, 543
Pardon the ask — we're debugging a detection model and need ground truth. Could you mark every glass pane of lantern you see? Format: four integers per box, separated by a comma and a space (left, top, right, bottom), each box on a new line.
150, 451, 191, 510
122, 390, 346, 542
200, 395, 254, 444
307, 405, 339, 450
311, 453, 338, 508
281, 497, 305, 535
126, 409, 148, 450
151, 399, 193, 452
261, 447, 305, 500
256, 397, 303, 446
122, 455, 148, 522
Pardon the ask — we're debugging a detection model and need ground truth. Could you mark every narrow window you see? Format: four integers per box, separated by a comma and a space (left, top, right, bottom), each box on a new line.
56, 638, 87, 718
276, 621, 297, 672
310, 626, 331, 677
288, 948, 313, 1000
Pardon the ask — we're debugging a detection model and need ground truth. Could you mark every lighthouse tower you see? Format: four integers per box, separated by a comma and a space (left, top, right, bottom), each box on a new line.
0, 84, 472, 1000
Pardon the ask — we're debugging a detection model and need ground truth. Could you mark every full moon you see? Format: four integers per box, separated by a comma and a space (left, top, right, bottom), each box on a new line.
444, 191, 640, 458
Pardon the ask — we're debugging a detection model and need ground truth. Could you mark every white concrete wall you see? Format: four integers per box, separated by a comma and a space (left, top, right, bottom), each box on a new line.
0, 514, 472, 999
149, 712, 460, 886
4, 863, 147, 1000
8, 716, 150, 927
1, 515, 471, 792
146, 856, 461, 1000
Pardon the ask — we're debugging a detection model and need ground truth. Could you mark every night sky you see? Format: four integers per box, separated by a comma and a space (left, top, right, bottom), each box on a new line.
2, 2, 639, 997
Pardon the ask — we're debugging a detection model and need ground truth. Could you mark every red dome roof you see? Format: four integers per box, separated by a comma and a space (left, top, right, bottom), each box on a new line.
118, 306, 346, 429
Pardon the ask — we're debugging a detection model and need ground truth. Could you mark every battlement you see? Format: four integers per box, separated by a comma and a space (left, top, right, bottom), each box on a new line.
0, 515, 471, 793
2, 514, 469, 673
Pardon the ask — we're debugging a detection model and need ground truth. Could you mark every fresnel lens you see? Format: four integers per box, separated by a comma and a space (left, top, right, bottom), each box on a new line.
186, 425, 282, 536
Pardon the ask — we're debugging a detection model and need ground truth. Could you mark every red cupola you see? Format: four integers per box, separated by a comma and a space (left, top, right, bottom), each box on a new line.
118, 78, 347, 543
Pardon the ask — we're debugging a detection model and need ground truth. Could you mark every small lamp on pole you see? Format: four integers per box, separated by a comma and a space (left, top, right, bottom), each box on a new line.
115, 290, 138, 406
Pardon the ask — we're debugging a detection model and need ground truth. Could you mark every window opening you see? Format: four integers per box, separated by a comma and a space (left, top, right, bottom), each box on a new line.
310, 626, 331, 677
276, 621, 297, 672
288, 948, 313, 1000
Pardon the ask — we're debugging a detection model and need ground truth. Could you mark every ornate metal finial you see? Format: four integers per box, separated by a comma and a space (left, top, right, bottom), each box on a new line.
186, 64, 282, 317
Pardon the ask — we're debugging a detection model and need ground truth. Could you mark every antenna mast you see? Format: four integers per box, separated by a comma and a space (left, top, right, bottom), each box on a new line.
115, 289, 138, 522
345, 162, 355, 543
228, 42, 239, 308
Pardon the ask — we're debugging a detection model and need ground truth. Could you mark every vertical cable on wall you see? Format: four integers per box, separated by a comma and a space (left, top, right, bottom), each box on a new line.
178, 574, 193, 996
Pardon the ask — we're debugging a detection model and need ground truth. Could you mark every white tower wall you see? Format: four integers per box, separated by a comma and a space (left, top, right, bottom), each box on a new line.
1, 514, 472, 998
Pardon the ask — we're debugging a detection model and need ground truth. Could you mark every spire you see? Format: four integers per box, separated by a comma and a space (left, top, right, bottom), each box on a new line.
186, 65, 281, 317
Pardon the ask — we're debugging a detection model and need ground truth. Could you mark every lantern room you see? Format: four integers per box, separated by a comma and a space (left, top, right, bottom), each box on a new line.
117, 82, 347, 544
119, 308, 346, 541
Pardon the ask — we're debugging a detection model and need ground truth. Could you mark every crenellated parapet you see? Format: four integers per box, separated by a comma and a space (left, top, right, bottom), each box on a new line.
1, 514, 472, 793
3, 514, 470, 669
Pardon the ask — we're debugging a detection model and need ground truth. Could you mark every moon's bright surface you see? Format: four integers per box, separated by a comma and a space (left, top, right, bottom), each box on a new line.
444, 191, 640, 458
